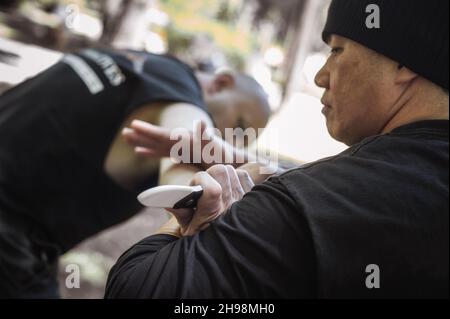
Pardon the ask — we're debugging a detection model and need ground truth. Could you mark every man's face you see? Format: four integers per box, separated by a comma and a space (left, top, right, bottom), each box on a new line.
315, 35, 400, 145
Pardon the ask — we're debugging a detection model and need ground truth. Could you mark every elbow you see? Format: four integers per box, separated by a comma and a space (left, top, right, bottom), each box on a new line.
104, 265, 137, 299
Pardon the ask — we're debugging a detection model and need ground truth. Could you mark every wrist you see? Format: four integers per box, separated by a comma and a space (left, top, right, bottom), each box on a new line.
155, 217, 182, 238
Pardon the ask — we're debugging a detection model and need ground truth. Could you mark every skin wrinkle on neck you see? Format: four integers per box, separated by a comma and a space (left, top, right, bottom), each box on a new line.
382, 80, 449, 135
380, 77, 416, 135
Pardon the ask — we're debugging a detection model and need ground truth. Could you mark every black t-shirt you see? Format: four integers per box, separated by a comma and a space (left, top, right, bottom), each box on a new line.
105, 120, 449, 298
0, 48, 207, 252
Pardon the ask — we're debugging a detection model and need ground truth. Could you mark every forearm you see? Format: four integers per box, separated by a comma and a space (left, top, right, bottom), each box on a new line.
203, 135, 279, 172
154, 216, 182, 238
237, 162, 285, 185
159, 161, 201, 186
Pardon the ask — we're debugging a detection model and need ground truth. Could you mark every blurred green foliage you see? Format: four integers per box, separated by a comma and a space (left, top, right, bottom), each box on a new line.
4, 0, 261, 71
160, 0, 257, 70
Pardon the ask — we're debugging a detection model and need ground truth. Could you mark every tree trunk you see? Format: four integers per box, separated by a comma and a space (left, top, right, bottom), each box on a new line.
0, 0, 21, 11
100, 0, 153, 49
100, 0, 132, 45
285, 0, 329, 98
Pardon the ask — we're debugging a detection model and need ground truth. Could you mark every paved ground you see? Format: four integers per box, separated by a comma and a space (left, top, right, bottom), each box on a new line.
58, 208, 168, 299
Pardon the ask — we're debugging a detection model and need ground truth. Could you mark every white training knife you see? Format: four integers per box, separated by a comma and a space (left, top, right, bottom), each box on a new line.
137, 185, 204, 209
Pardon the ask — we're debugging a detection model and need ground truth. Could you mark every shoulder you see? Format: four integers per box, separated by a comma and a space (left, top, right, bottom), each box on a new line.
272, 129, 446, 207
272, 133, 410, 200
276, 135, 385, 179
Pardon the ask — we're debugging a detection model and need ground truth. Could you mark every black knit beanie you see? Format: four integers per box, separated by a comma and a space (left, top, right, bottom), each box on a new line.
323, 0, 449, 91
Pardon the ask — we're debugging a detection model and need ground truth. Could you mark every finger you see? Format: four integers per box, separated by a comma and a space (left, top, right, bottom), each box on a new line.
225, 165, 245, 200
186, 171, 223, 235
236, 169, 255, 193
123, 129, 155, 145
166, 208, 194, 229
123, 127, 155, 144
131, 120, 170, 141
135, 147, 157, 157
206, 165, 232, 204
122, 127, 135, 136
184, 218, 215, 237
190, 171, 223, 204
185, 169, 230, 236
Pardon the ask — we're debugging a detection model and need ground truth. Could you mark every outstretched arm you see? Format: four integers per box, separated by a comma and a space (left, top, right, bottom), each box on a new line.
123, 120, 282, 184
124, 103, 215, 187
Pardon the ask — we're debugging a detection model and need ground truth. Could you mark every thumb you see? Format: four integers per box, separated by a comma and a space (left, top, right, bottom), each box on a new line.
166, 208, 194, 230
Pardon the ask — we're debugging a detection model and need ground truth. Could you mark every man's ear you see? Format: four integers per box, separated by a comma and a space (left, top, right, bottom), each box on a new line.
209, 73, 235, 94
395, 65, 419, 86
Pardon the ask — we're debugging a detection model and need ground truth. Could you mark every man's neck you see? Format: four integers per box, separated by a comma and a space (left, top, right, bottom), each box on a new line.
381, 81, 449, 134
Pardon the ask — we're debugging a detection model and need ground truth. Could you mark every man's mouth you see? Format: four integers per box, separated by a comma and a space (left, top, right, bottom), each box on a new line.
320, 98, 332, 116
321, 106, 331, 116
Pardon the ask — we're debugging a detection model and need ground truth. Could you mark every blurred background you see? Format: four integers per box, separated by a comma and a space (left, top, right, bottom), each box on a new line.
0, 0, 346, 298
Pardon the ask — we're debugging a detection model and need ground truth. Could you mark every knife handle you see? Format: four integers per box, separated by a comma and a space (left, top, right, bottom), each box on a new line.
173, 189, 204, 209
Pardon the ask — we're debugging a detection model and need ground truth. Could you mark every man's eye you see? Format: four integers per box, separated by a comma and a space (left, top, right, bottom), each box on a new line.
237, 118, 246, 131
330, 47, 343, 55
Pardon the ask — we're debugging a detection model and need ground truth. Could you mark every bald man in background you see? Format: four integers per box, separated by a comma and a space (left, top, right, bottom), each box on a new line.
0, 47, 270, 298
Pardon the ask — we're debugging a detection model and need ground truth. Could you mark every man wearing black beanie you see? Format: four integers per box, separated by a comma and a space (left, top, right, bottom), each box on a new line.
105, 0, 448, 299
317, 0, 448, 145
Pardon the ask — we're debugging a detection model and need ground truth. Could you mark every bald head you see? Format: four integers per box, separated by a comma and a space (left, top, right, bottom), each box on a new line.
233, 72, 272, 128
196, 70, 272, 144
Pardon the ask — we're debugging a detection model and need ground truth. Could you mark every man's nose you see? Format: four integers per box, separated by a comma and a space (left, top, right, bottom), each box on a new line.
314, 64, 329, 89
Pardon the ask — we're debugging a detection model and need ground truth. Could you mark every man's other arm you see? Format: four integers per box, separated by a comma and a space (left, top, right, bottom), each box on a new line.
104, 176, 317, 298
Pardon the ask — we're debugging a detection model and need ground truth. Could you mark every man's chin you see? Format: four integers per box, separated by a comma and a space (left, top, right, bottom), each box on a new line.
327, 125, 353, 146
326, 125, 340, 143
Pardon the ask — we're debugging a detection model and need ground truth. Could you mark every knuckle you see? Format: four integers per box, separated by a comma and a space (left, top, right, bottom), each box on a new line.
225, 165, 235, 171
207, 164, 228, 178
227, 166, 240, 179
207, 182, 223, 199
193, 171, 204, 180
191, 171, 207, 185
236, 169, 249, 178
226, 165, 238, 176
